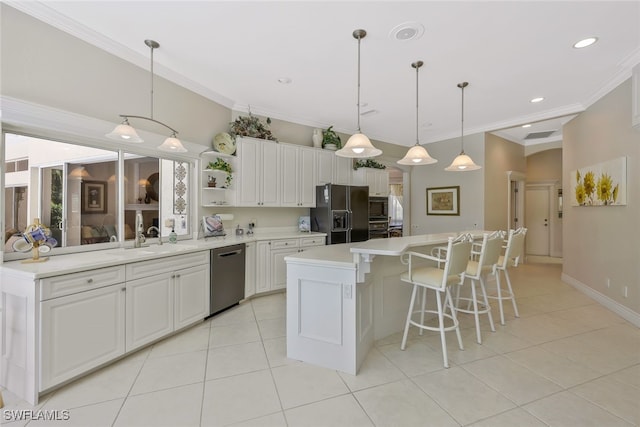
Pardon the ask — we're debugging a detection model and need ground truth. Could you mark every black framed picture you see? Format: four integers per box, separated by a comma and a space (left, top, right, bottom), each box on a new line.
427, 186, 460, 216
82, 181, 107, 213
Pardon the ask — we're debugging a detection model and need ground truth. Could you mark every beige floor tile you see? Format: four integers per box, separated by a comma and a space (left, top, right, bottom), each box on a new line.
257, 316, 286, 340
354, 379, 458, 427
41, 358, 143, 409
209, 301, 256, 326
377, 340, 449, 377
29, 399, 123, 427
502, 313, 584, 344
571, 375, 640, 425
271, 363, 349, 410
419, 327, 498, 365
548, 303, 626, 330
463, 355, 562, 405
148, 325, 210, 359
468, 408, 547, 427
263, 337, 302, 368
285, 394, 373, 427
251, 293, 286, 320
206, 341, 269, 380
114, 383, 203, 427
524, 390, 633, 427
413, 366, 516, 425
506, 345, 600, 388
201, 370, 281, 426
338, 348, 405, 392
228, 411, 287, 427
129, 350, 206, 395
478, 327, 533, 354
607, 364, 640, 389
210, 320, 261, 348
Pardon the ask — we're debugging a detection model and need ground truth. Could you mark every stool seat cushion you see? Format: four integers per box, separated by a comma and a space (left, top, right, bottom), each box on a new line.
466, 260, 494, 276
497, 255, 517, 268
401, 267, 460, 288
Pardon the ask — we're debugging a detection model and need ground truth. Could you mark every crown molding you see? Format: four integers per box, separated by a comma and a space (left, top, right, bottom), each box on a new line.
583, 47, 640, 108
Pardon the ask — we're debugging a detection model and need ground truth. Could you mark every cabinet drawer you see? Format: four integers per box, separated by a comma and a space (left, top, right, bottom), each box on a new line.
126, 251, 209, 280
300, 236, 325, 247
40, 266, 126, 301
270, 239, 299, 249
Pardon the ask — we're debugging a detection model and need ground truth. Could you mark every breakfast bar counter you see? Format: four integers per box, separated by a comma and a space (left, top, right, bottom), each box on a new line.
285, 231, 485, 375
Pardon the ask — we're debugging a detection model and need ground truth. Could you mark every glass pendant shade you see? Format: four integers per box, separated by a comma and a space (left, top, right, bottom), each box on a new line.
106, 121, 143, 143
445, 151, 481, 171
397, 144, 437, 165
158, 134, 187, 153
336, 132, 382, 158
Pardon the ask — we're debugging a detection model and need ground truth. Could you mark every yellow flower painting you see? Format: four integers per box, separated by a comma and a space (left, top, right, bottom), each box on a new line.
571, 157, 627, 207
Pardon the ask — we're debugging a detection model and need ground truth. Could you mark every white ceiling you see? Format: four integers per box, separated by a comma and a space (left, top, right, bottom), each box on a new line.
9, 1, 640, 147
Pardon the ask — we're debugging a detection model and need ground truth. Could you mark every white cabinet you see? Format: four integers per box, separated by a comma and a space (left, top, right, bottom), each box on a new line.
126, 275, 173, 351
316, 150, 334, 185
334, 156, 353, 185
353, 168, 389, 196
174, 264, 209, 330
281, 145, 316, 207
254, 236, 326, 294
201, 151, 236, 207
244, 241, 256, 298
40, 284, 125, 390
236, 137, 280, 206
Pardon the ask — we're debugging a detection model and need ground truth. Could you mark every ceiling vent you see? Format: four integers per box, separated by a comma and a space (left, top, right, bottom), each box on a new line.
524, 130, 556, 140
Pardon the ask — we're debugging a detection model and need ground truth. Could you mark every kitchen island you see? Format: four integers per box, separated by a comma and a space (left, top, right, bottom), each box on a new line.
285, 231, 485, 375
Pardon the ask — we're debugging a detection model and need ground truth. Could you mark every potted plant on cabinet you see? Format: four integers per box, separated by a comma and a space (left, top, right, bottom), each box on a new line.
322, 126, 342, 151
207, 158, 233, 188
229, 113, 277, 142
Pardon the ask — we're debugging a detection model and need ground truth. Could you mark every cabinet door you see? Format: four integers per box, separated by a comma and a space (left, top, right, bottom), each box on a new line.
245, 241, 257, 298
236, 138, 261, 206
261, 142, 281, 206
270, 247, 300, 290
280, 145, 299, 207
374, 170, 389, 196
299, 147, 316, 207
256, 241, 271, 293
40, 284, 125, 390
316, 150, 334, 185
174, 264, 209, 330
126, 275, 173, 352
334, 156, 352, 185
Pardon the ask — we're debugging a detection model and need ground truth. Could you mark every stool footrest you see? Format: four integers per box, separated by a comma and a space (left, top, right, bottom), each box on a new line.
408, 309, 459, 333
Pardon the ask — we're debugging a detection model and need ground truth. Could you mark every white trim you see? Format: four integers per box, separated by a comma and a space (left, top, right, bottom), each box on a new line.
562, 273, 640, 327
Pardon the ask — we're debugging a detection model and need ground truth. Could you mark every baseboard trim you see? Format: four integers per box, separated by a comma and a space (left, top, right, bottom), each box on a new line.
561, 273, 640, 327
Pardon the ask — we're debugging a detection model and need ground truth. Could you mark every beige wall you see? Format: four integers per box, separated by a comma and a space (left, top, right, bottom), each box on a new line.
563, 78, 640, 314
527, 148, 562, 182
484, 133, 526, 232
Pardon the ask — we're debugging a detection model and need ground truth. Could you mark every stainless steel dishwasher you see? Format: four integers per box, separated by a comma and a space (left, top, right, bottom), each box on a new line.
209, 243, 245, 316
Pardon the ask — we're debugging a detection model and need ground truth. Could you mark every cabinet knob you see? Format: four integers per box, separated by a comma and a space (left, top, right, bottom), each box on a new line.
87, 278, 93, 284
171, 274, 176, 279
176, 274, 181, 279
121, 287, 126, 292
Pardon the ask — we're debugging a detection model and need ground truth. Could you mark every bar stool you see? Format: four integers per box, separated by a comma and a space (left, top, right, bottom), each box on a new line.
399, 233, 473, 368
489, 227, 527, 325
453, 231, 503, 344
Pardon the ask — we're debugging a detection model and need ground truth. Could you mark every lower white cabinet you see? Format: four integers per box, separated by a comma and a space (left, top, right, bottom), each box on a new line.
174, 264, 209, 329
271, 245, 300, 290
40, 284, 126, 390
126, 275, 174, 351
244, 241, 256, 298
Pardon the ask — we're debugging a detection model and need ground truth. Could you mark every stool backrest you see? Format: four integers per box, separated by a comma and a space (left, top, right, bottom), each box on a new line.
442, 234, 473, 289
501, 227, 527, 268
481, 230, 505, 269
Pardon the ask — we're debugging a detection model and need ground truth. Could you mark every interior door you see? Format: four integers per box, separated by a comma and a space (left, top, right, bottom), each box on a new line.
525, 187, 550, 256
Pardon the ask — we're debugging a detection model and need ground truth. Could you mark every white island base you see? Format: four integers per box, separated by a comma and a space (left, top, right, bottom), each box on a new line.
286, 232, 484, 375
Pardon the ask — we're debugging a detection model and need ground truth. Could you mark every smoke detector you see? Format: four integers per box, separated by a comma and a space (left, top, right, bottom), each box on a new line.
389, 22, 425, 41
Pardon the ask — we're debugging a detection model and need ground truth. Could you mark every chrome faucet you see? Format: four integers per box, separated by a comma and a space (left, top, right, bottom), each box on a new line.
134, 211, 145, 248
147, 226, 162, 245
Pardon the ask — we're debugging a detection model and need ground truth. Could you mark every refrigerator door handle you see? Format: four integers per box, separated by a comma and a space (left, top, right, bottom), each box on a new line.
347, 210, 352, 231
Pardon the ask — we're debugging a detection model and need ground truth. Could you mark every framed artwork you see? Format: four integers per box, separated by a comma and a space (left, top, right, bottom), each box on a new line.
82, 181, 107, 213
427, 186, 460, 216
570, 156, 627, 206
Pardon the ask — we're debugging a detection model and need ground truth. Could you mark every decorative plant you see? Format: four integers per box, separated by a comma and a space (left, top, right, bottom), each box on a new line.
354, 159, 386, 170
322, 126, 342, 149
229, 114, 277, 141
207, 158, 233, 187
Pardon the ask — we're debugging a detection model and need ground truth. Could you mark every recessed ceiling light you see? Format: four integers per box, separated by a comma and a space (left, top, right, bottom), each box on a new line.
522, 124, 532, 128
277, 77, 292, 84
389, 22, 425, 41
530, 97, 545, 103
573, 37, 598, 49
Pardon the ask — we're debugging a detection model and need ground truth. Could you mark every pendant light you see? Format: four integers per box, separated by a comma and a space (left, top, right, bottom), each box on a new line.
336, 29, 382, 158
445, 82, 480, 171
397, 61, 437, 165
106, 40, 187, 153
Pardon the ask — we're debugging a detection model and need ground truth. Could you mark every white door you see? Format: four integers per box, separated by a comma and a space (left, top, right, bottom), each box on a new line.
280, 145, 299, 207
525, 187, 550, 256
270, 247, 300, 290
236, 139, 260, 206
261, 142, 281, 206
299, 147, 316, 207
126, 274, 173, 351
174, 264, 209, 329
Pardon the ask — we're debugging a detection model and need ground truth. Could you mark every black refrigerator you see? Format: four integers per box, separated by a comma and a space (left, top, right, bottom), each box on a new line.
310, 184, 369, 244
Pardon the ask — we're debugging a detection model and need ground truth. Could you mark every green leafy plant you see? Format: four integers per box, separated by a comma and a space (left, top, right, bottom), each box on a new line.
207, 158, 233, 187
354, 159, 386, 170
322, 126, 342, 149
229, 114, 277, 141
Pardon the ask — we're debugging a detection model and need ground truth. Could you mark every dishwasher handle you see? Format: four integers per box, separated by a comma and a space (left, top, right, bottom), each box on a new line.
217, 249, 243, 257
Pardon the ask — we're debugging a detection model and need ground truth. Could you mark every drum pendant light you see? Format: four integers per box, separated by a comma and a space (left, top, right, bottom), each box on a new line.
445, 82, 481, 171
106, 40, 187, 153
397, 61, 437, 165
336, 29, 382, 158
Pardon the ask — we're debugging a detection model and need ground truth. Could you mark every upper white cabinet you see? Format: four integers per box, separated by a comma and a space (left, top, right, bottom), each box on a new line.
281, 144, 316, 207
236, 137, 280, 206
316, 150, 334, 185
353, 168, 389, 196
334, 156, 353, 185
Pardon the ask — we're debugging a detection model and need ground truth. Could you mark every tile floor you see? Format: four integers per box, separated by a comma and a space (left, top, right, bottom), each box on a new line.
2, 263, 639, 426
